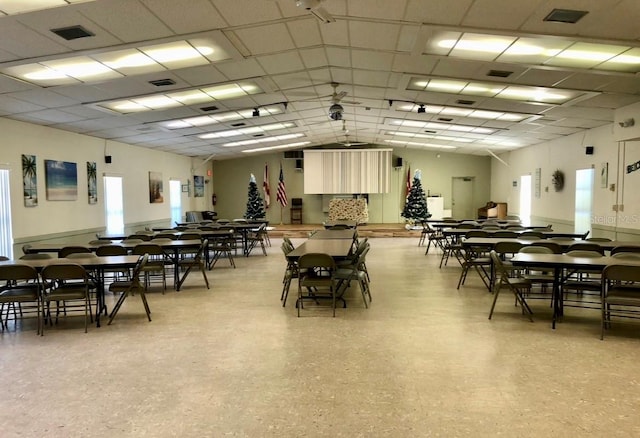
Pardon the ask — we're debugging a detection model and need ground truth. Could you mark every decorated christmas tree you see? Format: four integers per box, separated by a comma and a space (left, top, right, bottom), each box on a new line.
402, 169, 431, 222
244, 174, 266, 219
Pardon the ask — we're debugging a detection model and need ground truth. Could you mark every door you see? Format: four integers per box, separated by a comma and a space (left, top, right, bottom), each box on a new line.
452, 177, 475, 219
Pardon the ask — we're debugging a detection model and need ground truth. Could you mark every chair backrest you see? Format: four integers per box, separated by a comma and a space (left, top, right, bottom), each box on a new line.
489, 250, 508, 276
327, 224, 350, 230
611, 252, 640, 260
154, 233, 178, 240
41, 263, 87, 282
122, 238, 144, 244
603, 264, 640, 284
88, 239, 112, 245
298, 253, 335, 271
585, 237, 612, 242
610, 245, 640, 255
529, 241, 562, 253
283, 236, 295, 249
465, 230, 488, 238
520, 231, 544, 239
128, 234, 152, 241
0, 264, 39, 282
456, 223, 478, 229
132, 243, 165, 256
65, 252, 99, 259
95, 245, 128, 256
493, 231, 518, 238
20, 253, 53, 260
567, 242, 604, 255
179, 233, 201, 240
565, 249, 603, 258
131, 254, 149, 278
233, 218, 248, 223
519, 245, 554, 254
495, 241, 524, 255
58, 246, 92, 258
193, 239, 208, 260
506, 225, 525, 230
216, 219, 230, 224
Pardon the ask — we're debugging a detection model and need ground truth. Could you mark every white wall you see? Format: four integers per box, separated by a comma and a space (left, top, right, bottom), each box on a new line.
0, 118, 200, 242
491, 123, 640, 237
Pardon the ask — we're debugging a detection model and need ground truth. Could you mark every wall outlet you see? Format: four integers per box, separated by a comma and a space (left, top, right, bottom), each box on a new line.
613, 204, 618, 212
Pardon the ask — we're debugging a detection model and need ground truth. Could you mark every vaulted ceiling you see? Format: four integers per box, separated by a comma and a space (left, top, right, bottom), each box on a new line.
1, 0, 640, 159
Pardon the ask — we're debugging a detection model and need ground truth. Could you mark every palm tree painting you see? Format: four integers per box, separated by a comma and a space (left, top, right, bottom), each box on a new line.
22, 154, 37, 207
149, 171, 164, 203
87, 161, 97, 204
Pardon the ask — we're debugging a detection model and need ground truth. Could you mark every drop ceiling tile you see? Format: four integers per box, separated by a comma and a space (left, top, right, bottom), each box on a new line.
77, 0, 173, 42
0, 18, 67, 58
256, 51, 305, 75
462, 0, 545, 30
577, 93, 640, 109
215, 58, 266, 81
349, 22, 400, 51
173, 65, 227, 87
404, 0, 473, 24
287, 18, 322, 48
212, 0, 282, 26
299, 48, 328, 69
140, 0, 227, 34
234, 23, 295, 56
351, 50, 394, 71
347, 0, 408, 20
0, 95, 46, 113
319, 20, 349, 46
8, 89, 78, 107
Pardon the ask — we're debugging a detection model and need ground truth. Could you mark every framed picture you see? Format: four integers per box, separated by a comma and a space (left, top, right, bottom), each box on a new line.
149, 171, 164, 203
45, 160, 77, 201
194, 175, 204, 197
182, 184, 190, 193
87, 161, 97, 204
600, 162, 608, 188
22, 154, 38, 207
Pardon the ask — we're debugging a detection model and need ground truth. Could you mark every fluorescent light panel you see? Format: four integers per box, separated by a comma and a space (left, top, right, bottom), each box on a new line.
387, 118, 497, 134
384, 140, 457, 150
159, 105, 285, 130
427, 30, 640, 73
223, 133, 305, 147
198, 122, 296, 139
94, 81, 262, 114
0, 0, 87, 15
408, 77, 583, 104
1, 37, 230, 86
396, 103, 528, 121
385, 131, 475, 143
242, 141, 311, 153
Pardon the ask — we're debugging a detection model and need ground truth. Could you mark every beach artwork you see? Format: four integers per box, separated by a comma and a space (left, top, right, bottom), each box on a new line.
87, 161, 97, 204
45, 160, 77, 201
22, 154, 38, 207
149, 171, 164, 203
194, 175, 205, 197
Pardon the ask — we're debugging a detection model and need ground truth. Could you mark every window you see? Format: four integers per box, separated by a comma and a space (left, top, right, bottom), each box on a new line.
170, 180, 181, 226
104, 176, 124, 234
0, 169, 13, 258
575, 168, 594, 235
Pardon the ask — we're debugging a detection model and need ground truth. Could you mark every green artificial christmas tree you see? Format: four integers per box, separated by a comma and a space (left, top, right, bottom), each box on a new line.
244, 174, 266, 219
402, 169, 431, 222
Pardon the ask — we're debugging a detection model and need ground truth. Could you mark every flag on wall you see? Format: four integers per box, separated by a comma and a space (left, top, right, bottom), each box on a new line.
276, 165, 288, 207
405, 165, 411, 199
263, 163, 271, 209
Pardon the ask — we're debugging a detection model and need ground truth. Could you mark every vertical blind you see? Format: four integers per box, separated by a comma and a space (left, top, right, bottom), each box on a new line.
0, 169, 13, 258
303, 149, 392, 194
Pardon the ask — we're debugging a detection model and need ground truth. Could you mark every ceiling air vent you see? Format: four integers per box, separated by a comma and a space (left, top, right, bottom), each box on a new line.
456, 99, 476, 106
253, 134, 265, 137
230, 122, 246, 127
544, 8, 588, 23
438, 117, 453, 122
425, 130, 437, 134
487, 70, 513, 78
50, 25, 94, 40
200, 105, 219, 112
149, 78, 176, 87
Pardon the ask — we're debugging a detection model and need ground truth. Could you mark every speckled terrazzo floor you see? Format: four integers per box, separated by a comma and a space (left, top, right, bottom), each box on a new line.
1, 238, 640, 437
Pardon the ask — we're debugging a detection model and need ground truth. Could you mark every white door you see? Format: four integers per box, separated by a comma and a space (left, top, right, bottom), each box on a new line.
452, 177, 475, 219
520, 175, 532, 226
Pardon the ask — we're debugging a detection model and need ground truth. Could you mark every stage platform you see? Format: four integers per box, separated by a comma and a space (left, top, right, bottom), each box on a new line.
267, 223, 418, 239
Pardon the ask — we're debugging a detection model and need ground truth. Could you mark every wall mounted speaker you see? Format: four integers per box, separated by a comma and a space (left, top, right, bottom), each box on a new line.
395, 157, 403, 168
105, 155, 112, 163
295, 159, 303, 170
585, 146, 594, 155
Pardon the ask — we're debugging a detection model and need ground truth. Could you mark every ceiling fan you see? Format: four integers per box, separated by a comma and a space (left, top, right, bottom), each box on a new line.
327, 82, 361, 120
295, 0, 335, 23
338, 120, 368, 147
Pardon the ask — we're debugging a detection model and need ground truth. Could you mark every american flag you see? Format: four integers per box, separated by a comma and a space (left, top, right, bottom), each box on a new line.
263, 163, 271, 209
406, 165, 411, 199
276, 165, 287, 207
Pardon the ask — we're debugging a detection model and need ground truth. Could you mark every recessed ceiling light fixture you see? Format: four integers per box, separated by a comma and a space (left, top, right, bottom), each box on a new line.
90, 81, 263, 114
198, 122, 296, 140
395, 103, 531, 122
1, 37, 231, 86
156, 103, 287, 130
242, 141, 311, 153
223, 133, 305, 148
